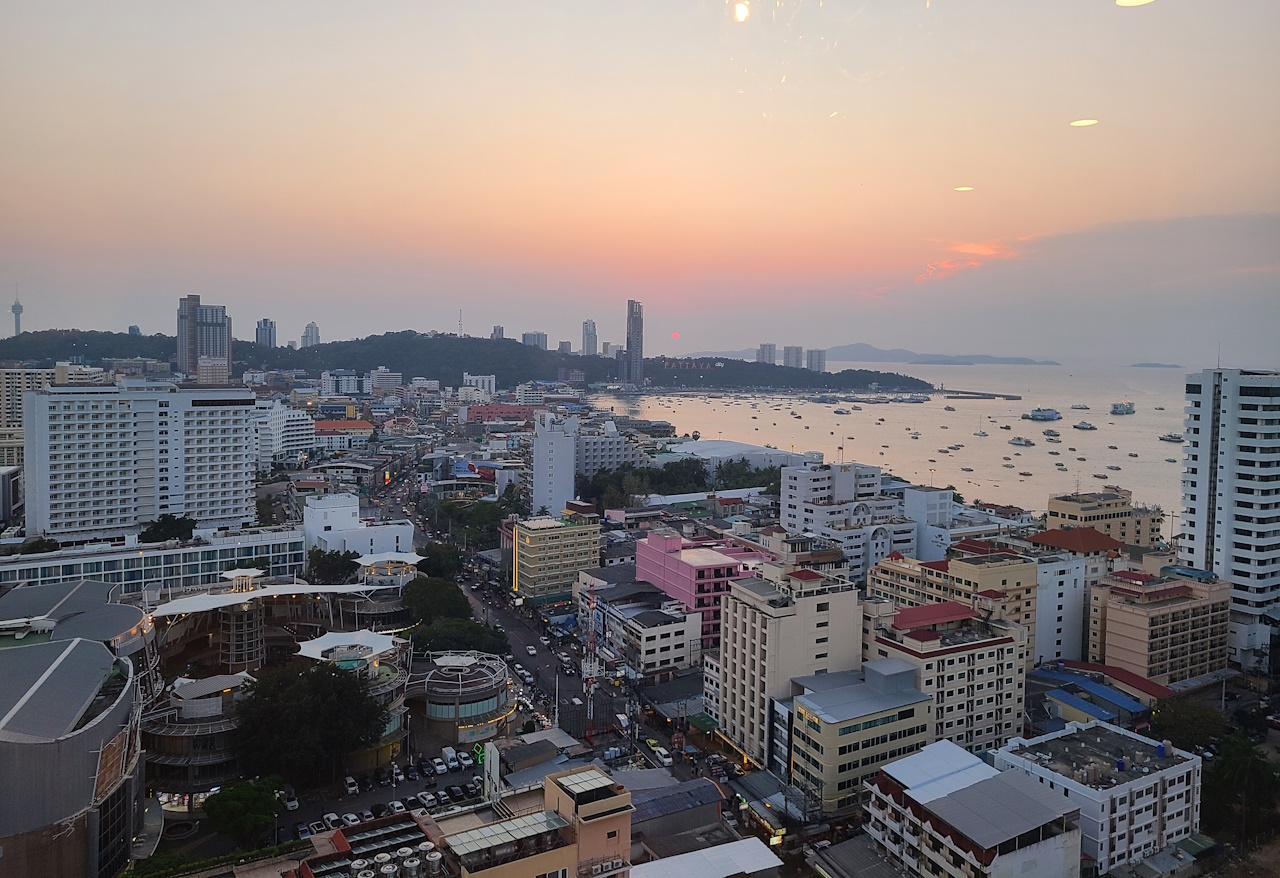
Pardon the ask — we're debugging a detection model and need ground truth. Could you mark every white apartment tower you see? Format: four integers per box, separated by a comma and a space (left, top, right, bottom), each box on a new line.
531, 412, 578, 516
756, 343, 776, 365
176, 295, 231, 375
250, 400, 316, 471
24, 381, 256, 542
582, 320, 597, 356
1179, 368, 1280, 670
805, 348, 826, 372
782, 345, 804, 369
300, 322, 321, 348
255, 318, 276, 348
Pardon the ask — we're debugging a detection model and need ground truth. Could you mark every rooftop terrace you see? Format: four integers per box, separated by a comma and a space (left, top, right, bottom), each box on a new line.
1003, 723, 1192, 790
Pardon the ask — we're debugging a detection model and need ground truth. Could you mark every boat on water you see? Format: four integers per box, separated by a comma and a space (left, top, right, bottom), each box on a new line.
1046, 437, 1062, 444
1000, 425, 1012, 431
1108, 445, 1118, 450
1128, 452, 1138, 458
1073, 421, 1097, 431
1154, 406, 1165, 411
1003, 456, 1012, 461
1106, 465, 1122, 471
1043, 429, 1060, 437
1019, 471, 1033, 477
909, 431, 921, 439
1159, 432, 1184, 442
961, 467, 973, 472
1093, 473, 1108, 479
1071, 403, 1090, 410
1003, 463, 1015, 468
1165, 458, 1177, 463
939, 448, 951, 454
974, 430, 988, 437
1111, 401, 1136, 415
833, 409, 851, 415
1009, 436, 1036, 447
1048, 451, 1061, 456
944, 405, 955, 412
1022, 408, 1062, 421
1077, 456, 1087, 461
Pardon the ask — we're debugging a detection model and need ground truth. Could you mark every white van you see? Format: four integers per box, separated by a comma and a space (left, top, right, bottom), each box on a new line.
653, 747, 673, 767
442, 746, 460, 771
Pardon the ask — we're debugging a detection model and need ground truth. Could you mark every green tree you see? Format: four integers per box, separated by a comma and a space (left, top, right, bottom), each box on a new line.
403, 576, 473, 626
202, 777, 283, 850
1201, 734, 1280, 839
412, 618, 509, 654
234, 663, 389, 784
19, 536, 60, 554
244, 557, 272, 572
417, 542, 464, 578
945, 485, 965, 505
307, 548, 360, 584
139, 514, 197, 543
1150, 697, 1224, 752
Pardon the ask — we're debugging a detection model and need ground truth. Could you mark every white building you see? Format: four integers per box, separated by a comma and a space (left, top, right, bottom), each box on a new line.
1033, 550, 1087, 664
782, 346, 804, 369
301, 493, 414, 555
780, 463, 917, 582
805, 348, 826, 372
888, 483, 1032, 561
575, 421, 652, 476
514, 383, 545, 405
993, 721, 1202, 874
462, 373, 497, 394
1179, 368, 1280, 670
369, 366, 402, 392
320, 370, 370, 395
250, 400, 316, 471
755, 343, 775, 365
300, 321, 321, 348
577, 580, 702, 681
24, 381, 255, 542
531, 412, 577, 516
582, 320, 597, 356
865, 740, 1082, 878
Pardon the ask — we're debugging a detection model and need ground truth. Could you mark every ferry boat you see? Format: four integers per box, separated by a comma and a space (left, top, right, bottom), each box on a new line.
1022, 408, 1062, 421
1106, 465, 1122, 471
1071, 404, 1090, 410
1042, 429, 1060, 437
1159, 432, 1184, 442
1009, 436, 1036, 447
1073, 421, 1097, 431
833, 409, 851, 415
1111, 401, 1136, 415
909, 431, 921, 439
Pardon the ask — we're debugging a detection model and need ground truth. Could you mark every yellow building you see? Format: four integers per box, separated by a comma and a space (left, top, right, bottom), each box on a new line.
1088, 568, 1229, 685
513, 513, 602, 605
1046, 488, 1163, 547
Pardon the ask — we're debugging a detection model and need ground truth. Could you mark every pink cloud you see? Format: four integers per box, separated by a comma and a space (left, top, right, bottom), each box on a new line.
916, 240, 1020, 283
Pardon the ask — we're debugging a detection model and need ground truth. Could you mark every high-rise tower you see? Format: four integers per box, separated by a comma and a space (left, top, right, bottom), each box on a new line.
255, 318, 276, 348
176, 295, 232, 375
10, 299, 21, 337
582, 319, 597, 356
624, 300, 643, 385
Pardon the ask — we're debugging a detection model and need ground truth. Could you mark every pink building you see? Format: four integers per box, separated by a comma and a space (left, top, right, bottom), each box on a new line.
636, 530, 771, 649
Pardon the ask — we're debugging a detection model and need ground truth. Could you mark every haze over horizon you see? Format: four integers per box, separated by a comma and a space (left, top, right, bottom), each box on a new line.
1, 1, 1276, 367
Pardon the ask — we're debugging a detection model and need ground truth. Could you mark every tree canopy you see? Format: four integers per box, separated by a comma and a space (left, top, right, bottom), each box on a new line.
139, 514, 197, 543
1150, 697, 1224, 752
403, 576, 473, 626
1201, 734, 1279, 840
412, 618, 509, 655
576, 458, 780, 511
18, 536, 60, 555
202, 777, 283, 850
307, 548, 360, 584
415, 542, 464, 579
234, 663, 389, 784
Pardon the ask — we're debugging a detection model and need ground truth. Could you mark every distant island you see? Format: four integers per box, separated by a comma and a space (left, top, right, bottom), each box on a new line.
1131, 362, 1181, 368
0, 329, 932, 392
690, 341, 1058, 367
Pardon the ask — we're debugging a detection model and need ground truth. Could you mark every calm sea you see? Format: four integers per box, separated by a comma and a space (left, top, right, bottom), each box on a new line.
592, 363, 1190, 528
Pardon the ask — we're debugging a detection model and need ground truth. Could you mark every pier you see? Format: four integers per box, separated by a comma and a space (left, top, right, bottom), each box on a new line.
940, 389, 1023, 401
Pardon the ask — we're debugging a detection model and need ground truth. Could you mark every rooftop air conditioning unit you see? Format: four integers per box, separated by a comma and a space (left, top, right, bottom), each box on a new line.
614, 859, 623, 869
593, 865, 603, 875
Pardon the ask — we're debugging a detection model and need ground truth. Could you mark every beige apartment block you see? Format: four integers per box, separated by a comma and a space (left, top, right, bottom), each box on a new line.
863, 598, 1029, 754
719, 569, 861, 765
513, 513, 602, 605
867, 550, 1039, 670
1047, 488, 1163, 547
1088, 569, 1229, 685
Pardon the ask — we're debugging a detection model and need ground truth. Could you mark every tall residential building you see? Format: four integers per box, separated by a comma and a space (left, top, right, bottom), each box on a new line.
250, 400, 316, 471
1, 368, 56, 429
575, 421, 651, 476
805, 348, 827, 372
1179, 368, 1280, 670
994, 721, 1202, 874
512, 512, 602, 605
531, 412, 578, 516
582, 319, 598, 356
128, 324, 141, 336
461, 372, 497, 394
623, 299, 644, 385
175, 294, 231, 375
719, 569, 861, 765
522, 331, 548, 350
24, 381, 256, 542
557, 340, 572, 354
601, 342, 615, 358
10, 298, 21, 336
755, 343, 776, 364
782, 345, 804, 369
255, 318, 276, 348
300, 321, 321, 348
1046, 487, 1163, 546
490, 325, 504, 340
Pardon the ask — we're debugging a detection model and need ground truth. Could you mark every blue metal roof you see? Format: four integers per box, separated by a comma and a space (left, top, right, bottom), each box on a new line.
1045, 688, 1119, 723
631, 778, 726, 824
1030, 670, 1147, 715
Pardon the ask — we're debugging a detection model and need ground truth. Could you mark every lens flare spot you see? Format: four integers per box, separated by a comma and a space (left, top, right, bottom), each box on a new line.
670, 332, 681, 340
1069, 119, 1100, 127
1115, 0, 1156, 6
734, 2, 750, 23
954, 186, 974, 192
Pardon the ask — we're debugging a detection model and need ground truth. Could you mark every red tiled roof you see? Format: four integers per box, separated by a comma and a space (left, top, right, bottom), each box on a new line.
788, 568, 823, 581
892, 601, 977, 630
920, 559, 950, 572
1062, 660, 1175, 700
951, 539, 1000, 555
1028, 528, 1125, 554
904, 629, 941, 642
975, 589, 1005, 599
884, 551, 906, 561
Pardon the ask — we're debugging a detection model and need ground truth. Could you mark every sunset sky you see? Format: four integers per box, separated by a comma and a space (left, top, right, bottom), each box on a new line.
1, 1, 1276, 365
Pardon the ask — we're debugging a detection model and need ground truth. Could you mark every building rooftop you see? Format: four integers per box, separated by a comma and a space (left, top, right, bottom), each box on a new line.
796, 680, 929, 725
296, 629, 403, 661
882, 740, 999, 804
630, 838, 782, 878
0, 639, 118, 743
445, 809, 569, 857
172, 673, 252, 701
1002, 721, 1194, 790
1029, 670, 1148, 715
1028, 528, 1126, 553
926, 770, 1077, 851
680, 547, 744, 567
1044, 688, 1119, 723
630, 778, 726, 825
892, 601, 977, 630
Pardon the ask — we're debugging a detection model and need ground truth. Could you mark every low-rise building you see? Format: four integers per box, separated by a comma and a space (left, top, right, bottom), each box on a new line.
993, 721, 1202, 874
1047, 487, 1163, 547
302, 492, 414, 555
576, 421, 653, 475
513, 512, 603, 605
1088, 567, 1229, 685
577, 579, 702, 682
865, 740, 1082, 878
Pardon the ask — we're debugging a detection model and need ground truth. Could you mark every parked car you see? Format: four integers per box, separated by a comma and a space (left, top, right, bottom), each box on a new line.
359, 809, 374, 822
358, 774, 374, 792
341, 813, 359, 827
344, 776, 359, 795
432, 757, 448, 775
388, 800, 406, 814
645, 738, 659, 751
466, 778, 482, 797
435, 789, 452, 807
370, 803, 388, 819
309, 821, 326, 836
417, 791, 438, 809
391, 763, 405, 783
526, 645, 537, 656
405, 763, 420, 781
296, 823, 312, 840
283, 788, 299, 811
448, 785, 465, 801
539, 636, 551, 646
375, 767, 390, 787
1268, 715, 1280, 731
323, 813, 343, 830
458, 751, 474, 769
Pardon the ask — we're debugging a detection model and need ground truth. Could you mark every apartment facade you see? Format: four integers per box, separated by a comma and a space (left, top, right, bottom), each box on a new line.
718, 570, 861, 765
176, 294, 231, 375
782, 346, 804, 369
254, 317, 276, 347
994, 721, 1202, 874
24, 381, 256, 542
863, 599, 1029, 754
513, 514, 602, 605
1088, 568, 1229, 685
575, 422, 651, 476
250, 400, 316, 470
531, 412, 577, 516
1179, 368, 1280, 670
1047, 488, 1163, 547
805, 348, 826, 372
576, 580, 701, 682
756, 343, 776, 364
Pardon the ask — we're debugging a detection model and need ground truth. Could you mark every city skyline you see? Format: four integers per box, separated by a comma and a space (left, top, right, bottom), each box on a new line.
0, 2, 1276, 365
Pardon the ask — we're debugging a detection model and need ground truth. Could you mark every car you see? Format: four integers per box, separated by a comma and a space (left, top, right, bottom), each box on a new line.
283, 788, 299, 811
435, 789, 451, 806
415, 756, 431, 775
539, 636, 551, 646
375, 767, 390, 787
405, 763, 419, 781
370, 803, 388, 819
341, 813, 360, 827
388, 800, 406, 814
645, 738, 659, 751
391, 763, 405, 783
433, 757, 448, 775
448, 784, 465, 801
360, 809, 374, 822
458, 751, 474, 769
526, 645, 537, 656
1267, 715, 1280, 731
466, 778, 482, 797
323, 813, 343, 830
309, 821, 327, 836
344, 776, 359, 795
358, 773, 373, 792
417, 791, 438, 809
296, 823, 312, 840
562, 666, 576, 677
